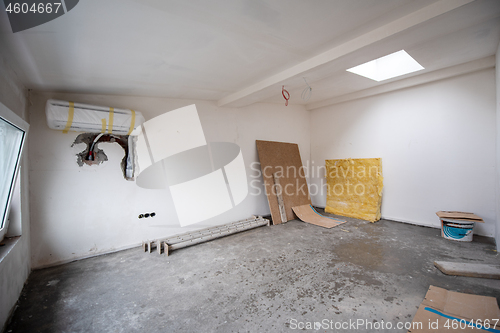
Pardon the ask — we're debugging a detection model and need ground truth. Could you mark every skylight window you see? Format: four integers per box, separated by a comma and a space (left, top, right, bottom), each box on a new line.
346, 50, 424, 82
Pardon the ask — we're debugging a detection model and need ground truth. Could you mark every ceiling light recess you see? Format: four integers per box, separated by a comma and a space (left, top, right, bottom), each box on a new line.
347, 50, 424, 82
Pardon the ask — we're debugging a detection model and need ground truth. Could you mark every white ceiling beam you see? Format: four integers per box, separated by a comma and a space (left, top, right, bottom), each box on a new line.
217, 0, 475, 107
306, 56, 495, 110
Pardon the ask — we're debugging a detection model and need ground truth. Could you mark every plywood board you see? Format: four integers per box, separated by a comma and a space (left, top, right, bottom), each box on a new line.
436, 211, 484, 223
408, 285, 500, 332
256, 140, 310, 224
292, 205, 345, 229
325, 158, 383, 222
434, 261, 500, 279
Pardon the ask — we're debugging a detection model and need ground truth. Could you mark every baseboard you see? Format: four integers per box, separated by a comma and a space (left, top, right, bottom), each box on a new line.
380, 215, 440, 229
32, 242, 142, 270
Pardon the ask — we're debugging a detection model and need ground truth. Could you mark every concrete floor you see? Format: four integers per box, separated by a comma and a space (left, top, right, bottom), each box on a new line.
5, 212, 500, 333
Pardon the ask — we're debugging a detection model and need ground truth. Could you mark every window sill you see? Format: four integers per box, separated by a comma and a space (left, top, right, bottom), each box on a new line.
0, 236, 21, 264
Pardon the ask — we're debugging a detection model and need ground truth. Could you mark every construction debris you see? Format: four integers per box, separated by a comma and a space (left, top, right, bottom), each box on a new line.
143, 216, 270, 256
434, 261, 500, 279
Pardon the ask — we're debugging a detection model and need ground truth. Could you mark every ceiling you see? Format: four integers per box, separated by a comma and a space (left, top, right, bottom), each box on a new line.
0, 0, 499, 110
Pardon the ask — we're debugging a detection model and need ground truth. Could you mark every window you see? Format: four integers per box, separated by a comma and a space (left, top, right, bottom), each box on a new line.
346, 50, 424, 81
0, 102, 28, 242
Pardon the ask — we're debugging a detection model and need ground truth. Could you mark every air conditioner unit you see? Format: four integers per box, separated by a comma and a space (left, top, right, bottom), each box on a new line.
45, 99, 145, 135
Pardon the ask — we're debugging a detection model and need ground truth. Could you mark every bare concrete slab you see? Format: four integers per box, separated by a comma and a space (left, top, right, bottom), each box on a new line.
5, 211, 500, 333
434, 261, 500, 279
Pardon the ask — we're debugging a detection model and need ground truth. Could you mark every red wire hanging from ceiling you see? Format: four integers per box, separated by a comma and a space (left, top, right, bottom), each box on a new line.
282, 85, 290, 106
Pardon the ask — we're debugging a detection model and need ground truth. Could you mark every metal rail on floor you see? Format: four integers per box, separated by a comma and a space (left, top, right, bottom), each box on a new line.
142, 216, 270, 256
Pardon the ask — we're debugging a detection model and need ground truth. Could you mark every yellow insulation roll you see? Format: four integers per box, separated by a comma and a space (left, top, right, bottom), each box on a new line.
325, 158, 383, 222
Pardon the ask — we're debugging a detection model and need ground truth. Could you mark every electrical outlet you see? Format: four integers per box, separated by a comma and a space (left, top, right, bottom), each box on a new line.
138, 212, 156, 219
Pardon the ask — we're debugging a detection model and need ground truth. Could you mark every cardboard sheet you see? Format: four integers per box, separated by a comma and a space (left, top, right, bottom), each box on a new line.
436, 211, 484, 223
292, 205, 345, 229
325, 158, 383, 222
408, 285, 500, 332
256, 140, 311, 224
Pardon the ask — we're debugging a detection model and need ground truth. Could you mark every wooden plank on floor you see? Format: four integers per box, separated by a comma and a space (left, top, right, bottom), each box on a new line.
292, 204, 345, 229
434, 261, 500, 279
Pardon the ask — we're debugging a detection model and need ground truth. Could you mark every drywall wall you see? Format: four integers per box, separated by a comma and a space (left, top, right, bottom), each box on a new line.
28, 92, 310, 268
0, 54, 30, 330
496, 41, 500, 250
0, 54, 26, 120
310, 69, 497, 237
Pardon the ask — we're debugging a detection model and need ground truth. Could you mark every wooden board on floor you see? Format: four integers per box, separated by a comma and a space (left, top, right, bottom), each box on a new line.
256, 140, 310, 224
292, 204, 345, 229
436, 211, 484, 223
434, 261, 500, 279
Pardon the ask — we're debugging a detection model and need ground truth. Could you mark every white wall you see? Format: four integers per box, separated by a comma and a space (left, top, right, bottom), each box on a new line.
0, 54, 31, 330
310, 69, 497, 237
496, 41, 500, 250
28, 91, 310, 268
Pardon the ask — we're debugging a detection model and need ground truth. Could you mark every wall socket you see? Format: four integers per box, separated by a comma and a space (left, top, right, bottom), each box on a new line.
138, 212, 156, 219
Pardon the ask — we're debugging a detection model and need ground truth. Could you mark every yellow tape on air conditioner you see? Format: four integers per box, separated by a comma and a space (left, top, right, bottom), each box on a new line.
127, 110, 136, 135
108, 107, 114, 133
101, 119, 106, 133
62, 101, 74, 133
